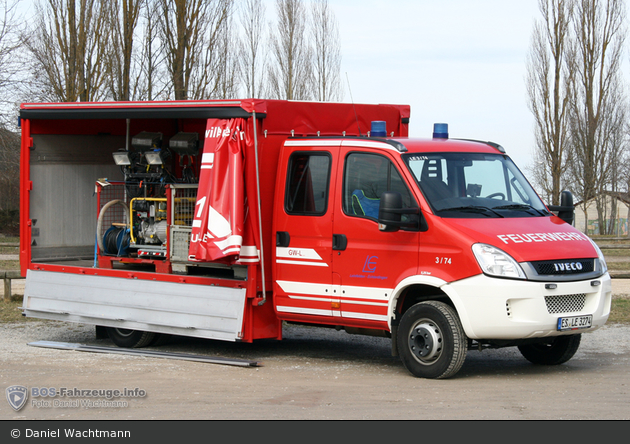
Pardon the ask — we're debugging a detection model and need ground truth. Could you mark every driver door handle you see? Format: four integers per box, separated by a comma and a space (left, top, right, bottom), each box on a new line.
276, 231, 290, 247
332, 234, 347, 251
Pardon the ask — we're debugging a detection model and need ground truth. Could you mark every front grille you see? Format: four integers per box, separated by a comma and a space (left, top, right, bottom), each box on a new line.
545, 294, 586, 314
532, 259, 594, 275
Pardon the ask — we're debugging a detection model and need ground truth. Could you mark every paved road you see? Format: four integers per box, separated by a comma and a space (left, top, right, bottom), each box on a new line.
1, 319, 628, 420
1, 278, 628, 420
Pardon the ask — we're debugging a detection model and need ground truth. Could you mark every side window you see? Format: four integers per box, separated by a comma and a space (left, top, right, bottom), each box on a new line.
343, 152, 416, 219
285, 152, 331, 215
507, 168, 531, 204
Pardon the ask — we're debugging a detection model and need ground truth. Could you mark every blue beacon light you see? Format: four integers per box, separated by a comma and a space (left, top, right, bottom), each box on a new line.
433, 123, 449, 139
371, 121, 387, 137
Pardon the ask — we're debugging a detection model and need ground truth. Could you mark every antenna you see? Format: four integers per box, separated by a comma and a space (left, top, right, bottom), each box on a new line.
346, 72, 362, 136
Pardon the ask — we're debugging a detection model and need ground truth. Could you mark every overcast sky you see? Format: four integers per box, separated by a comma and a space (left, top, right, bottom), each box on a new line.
328, 0, 541, 171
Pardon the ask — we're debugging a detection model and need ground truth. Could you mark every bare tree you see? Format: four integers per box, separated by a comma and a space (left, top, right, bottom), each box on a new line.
566, 0, 627, 234
23, 0, 111, 102
158, 0, 198, 100
618, 144, 630, 236
0, 0, 21, 122
157, 0, 233, 100
212, 9, 239, 100
132, 0, 168, 100
107, 0, 143, 101
310, 0, 342, 102
0, 1, 20, 214
268, 0, 313, 100
0, 1, 27, 229
592, 83, 627, 234
526, 0, 574, 206
0, 125, 19, 213
238, 0, 267, 98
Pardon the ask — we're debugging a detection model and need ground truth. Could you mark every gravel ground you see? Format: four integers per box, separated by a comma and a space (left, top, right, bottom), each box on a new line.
0, 278, 629, 420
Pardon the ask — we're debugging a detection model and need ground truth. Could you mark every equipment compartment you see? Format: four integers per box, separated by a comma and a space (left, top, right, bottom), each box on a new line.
24, 115, 243, 278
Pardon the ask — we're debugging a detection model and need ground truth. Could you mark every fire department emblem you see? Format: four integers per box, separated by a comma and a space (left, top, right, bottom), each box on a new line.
6, 385, 28, 411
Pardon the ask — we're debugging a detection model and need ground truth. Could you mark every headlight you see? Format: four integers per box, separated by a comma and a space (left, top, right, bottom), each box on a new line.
472, 243, 526, 279
588, 237, 608, 273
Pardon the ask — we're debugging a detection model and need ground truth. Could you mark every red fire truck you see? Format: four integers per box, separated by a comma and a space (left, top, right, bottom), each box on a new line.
18, 99, 611, 379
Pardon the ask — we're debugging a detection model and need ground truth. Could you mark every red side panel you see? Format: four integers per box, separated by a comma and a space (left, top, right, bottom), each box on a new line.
260, 101, 410, 138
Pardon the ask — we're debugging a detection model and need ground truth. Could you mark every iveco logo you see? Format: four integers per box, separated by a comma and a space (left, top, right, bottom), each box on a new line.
554, 262, 583, 272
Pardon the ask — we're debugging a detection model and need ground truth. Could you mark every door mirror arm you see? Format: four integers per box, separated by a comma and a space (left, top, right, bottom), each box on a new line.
378, 192, 425, 232
547, 190, 574, 225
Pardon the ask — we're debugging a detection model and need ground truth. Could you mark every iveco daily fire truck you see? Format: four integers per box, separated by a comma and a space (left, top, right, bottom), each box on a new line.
18, 99, 611, 379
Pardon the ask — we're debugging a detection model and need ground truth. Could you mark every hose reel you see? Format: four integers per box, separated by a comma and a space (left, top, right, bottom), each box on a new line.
97, 199, 131, 256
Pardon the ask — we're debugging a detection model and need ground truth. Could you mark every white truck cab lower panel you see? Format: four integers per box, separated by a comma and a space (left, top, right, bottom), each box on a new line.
444, 273, 612, 340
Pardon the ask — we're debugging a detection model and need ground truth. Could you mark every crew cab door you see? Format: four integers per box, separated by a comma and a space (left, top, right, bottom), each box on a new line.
272, 141, 339, 323
331, 145, 420, 330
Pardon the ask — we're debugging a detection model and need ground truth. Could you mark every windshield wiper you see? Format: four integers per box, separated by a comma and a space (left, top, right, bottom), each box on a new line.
438, 205, 504, 218
493, 204, 550, 216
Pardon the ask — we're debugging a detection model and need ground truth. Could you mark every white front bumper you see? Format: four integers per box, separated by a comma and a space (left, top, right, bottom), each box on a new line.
443, 273, 612, 340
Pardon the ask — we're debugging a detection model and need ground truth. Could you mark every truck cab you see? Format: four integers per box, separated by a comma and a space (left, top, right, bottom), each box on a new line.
272, 123, 611, 379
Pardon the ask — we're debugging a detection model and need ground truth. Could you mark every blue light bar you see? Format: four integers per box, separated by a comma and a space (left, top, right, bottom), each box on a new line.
433, 123, 449, 139
371, 121, 387, 137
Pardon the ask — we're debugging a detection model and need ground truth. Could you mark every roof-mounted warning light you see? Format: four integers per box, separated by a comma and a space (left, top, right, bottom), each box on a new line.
433, 123, 449, 139
371, 121, 387, 137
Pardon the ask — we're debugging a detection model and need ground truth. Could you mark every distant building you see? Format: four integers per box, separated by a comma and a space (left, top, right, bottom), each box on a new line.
573, 192, 630, 237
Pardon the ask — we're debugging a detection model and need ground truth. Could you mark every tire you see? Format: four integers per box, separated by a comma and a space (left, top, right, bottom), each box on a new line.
106, 327, 156, 348
397, 301, 468, 379
518, 334, 581, 365
149, 333, 172, 346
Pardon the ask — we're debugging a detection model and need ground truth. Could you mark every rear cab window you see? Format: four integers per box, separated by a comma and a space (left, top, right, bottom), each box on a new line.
285, 151, 332, 216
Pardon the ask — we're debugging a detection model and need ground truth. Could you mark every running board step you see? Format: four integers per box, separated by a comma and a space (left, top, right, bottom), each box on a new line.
28, 341, 262, 368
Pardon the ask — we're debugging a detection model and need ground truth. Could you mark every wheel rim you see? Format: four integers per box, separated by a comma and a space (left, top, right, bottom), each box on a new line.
114, 328, 134, 338
408, 319, 443, 365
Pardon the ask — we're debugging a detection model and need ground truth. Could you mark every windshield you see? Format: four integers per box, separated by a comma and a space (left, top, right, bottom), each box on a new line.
403, 152, 550, 218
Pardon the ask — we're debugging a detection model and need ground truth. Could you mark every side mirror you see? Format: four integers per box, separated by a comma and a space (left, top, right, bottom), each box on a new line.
548, 190, 574, 225
378, 192, 403, 232
378, 192, 423, 232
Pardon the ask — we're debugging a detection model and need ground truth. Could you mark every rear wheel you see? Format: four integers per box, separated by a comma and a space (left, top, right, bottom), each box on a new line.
149, 333, 172, 346
397, 301, 467, 379
106, 327, 156, 348
518, 334, 581, 365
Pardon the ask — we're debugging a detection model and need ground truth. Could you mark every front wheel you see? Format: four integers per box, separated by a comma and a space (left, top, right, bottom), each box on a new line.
397, 301, 467, 379
106, 327, 156, 348
518, 334, 581, 365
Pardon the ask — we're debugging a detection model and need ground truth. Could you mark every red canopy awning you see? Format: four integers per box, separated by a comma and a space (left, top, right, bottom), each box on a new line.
188, 118, 251, 263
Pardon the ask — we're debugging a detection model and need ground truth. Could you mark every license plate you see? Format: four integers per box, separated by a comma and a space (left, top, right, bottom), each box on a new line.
557, 315, 592, 331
